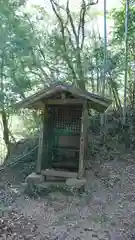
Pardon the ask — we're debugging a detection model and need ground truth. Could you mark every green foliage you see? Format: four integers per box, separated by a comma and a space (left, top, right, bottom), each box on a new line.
20, 110, 40, 136
111, 5, 135, 45
0, 1, 36, 106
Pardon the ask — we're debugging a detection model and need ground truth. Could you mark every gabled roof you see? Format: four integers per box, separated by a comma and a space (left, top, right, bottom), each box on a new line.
15, 83, 112, 112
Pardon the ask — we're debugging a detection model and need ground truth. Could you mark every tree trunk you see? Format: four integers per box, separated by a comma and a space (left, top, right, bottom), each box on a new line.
1, 108, 11, 158
123, 0, 129, 124
100, 0, 107, 126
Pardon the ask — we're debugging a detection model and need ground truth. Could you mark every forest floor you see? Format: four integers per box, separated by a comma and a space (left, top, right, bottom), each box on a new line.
1, 157, 135, 240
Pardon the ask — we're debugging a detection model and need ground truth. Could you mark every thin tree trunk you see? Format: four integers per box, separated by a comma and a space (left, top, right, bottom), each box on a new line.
123, 0, 129, 124
0, 54, 11, 159
100, 0, 107, 126
1, 109, 11, 158
133, 63, 135, 107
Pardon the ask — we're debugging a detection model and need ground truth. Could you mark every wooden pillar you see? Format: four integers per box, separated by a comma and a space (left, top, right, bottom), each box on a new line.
36, 105, 48, 174
78, 102, 88, 179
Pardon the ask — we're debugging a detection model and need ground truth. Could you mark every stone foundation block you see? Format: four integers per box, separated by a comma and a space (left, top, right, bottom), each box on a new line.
66, 178, 86, 189
26, 172, 44, 184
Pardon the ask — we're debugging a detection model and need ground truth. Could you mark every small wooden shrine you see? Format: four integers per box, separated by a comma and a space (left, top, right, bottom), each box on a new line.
16, 83, 111, 181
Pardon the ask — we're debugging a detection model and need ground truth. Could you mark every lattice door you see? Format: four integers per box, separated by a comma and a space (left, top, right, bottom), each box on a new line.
50, 105, 82, 133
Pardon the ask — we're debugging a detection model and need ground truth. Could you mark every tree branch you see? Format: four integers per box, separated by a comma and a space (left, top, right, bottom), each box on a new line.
50, 0, 78, 81
79, 0, 87, 49
66, 1, 79, 47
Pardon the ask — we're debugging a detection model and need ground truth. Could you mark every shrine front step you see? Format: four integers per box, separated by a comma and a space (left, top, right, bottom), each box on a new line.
25, 172, 66, 186
41, 169, 78, 179
25, 172, 86, 190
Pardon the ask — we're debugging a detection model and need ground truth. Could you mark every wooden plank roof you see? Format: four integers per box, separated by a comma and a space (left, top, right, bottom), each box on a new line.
15, 83, 112, 112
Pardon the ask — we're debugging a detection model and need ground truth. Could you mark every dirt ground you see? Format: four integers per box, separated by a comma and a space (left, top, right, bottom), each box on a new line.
1, 159, 135, 240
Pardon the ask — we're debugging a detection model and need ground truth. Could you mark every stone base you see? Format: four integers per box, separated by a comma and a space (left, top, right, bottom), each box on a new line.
66, 178, 86, 189
26, 172, 44, 184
